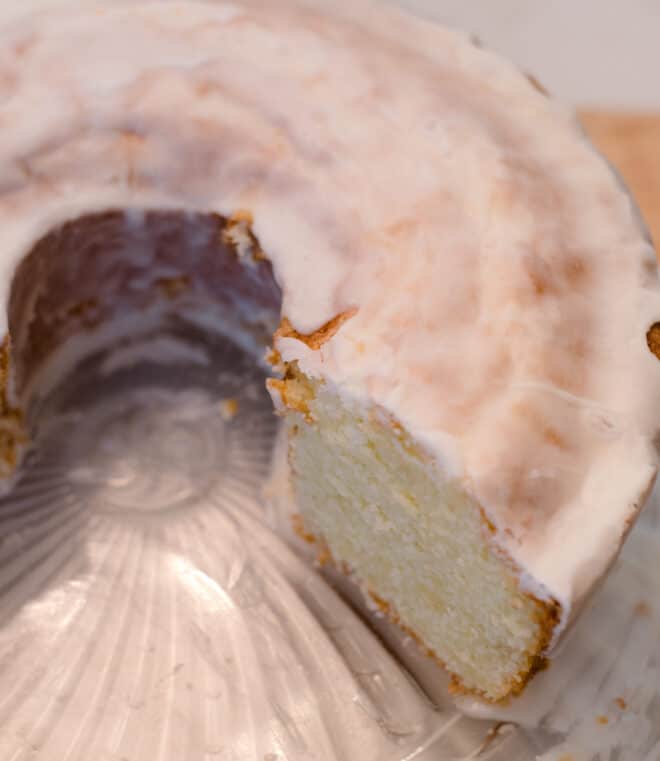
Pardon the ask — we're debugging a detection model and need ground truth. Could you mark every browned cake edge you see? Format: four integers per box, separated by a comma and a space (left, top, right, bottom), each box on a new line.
291, 505, 560, 704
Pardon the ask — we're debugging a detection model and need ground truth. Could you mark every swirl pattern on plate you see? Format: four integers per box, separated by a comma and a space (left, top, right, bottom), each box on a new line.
0, 327, 658, 761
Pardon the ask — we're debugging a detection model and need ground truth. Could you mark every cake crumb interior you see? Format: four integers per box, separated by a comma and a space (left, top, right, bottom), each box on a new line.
280, 370, 557, 701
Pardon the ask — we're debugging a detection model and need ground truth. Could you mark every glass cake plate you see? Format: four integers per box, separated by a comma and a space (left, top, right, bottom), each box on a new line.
0, 1, 659, 759
0, 321, 659, 761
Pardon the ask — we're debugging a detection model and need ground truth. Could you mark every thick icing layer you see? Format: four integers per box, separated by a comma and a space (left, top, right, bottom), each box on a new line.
1, 0, 659, 636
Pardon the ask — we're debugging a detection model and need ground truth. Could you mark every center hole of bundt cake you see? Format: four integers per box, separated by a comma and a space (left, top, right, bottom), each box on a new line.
6, 210, 283, 513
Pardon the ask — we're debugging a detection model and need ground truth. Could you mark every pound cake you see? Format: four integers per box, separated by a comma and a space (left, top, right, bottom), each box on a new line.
1, 0, 660, 701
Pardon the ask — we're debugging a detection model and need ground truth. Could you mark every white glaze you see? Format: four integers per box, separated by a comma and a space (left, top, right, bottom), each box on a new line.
1, 0, 659, 640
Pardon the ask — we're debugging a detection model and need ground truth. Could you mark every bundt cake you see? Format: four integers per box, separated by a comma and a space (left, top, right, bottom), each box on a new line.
1, 0, 659, 701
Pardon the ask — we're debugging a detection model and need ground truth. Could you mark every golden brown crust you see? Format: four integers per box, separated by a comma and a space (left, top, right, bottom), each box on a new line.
291, 512, 318, 545
265, 348, 284, 371
291, 513, 332, 565
647, 322, 660, 360
275, 308, 358, 351
526, 72, 549, 96
267, 367, 316, 421
0, 338, 27, 478
221, 210, 268, 263
478, 526, 561, 699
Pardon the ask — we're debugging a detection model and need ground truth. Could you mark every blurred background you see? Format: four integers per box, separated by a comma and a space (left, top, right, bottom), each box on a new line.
398, 0, 660, 109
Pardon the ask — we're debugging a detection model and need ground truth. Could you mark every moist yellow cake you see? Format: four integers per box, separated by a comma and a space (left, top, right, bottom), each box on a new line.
0, 0, 660, 702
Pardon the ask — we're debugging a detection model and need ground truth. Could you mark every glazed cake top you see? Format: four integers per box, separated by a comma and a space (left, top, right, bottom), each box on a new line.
1, 0, 659, 630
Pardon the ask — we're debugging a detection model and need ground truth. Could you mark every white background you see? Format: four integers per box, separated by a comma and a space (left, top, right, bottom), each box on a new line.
395, 0, 660, 109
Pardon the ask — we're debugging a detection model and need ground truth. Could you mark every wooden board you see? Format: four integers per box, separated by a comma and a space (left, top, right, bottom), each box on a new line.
580, 111, 660, 250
